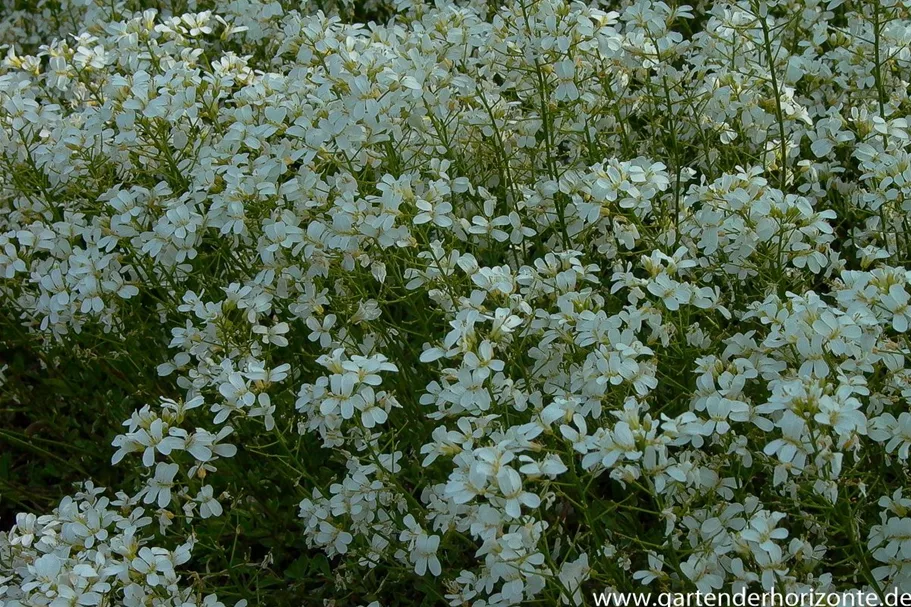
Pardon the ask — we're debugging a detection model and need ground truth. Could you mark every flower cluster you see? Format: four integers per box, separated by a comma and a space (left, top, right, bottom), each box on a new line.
0, 483, 240, 606
2, 0, 911, 603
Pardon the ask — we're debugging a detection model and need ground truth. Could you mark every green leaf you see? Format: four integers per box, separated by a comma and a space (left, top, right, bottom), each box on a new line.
284, 555, 310, 581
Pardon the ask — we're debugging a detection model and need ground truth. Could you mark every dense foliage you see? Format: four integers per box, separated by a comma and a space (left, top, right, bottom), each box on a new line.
2, 0, 911, 604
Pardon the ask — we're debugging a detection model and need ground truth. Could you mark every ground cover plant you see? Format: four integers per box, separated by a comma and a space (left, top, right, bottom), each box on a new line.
2, 0, 911, 604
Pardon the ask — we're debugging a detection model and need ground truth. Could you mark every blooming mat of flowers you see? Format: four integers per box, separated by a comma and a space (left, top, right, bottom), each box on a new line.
3, 0, 911, 604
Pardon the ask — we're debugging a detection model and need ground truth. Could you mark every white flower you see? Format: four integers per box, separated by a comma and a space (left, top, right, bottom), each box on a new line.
196, 485, 224, 519
646, 273, 691, 310
307, 314, 337, 348
882, 284, 911, 332
412, 534, 442, 576
558, 554, 591, 604
144, 463, 179, 508
495, 466, 541, 519
316, 521, 353, 555
253, 322, 290, 346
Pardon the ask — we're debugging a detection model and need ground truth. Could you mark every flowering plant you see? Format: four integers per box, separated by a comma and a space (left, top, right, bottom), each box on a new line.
2, 0, 911, 604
